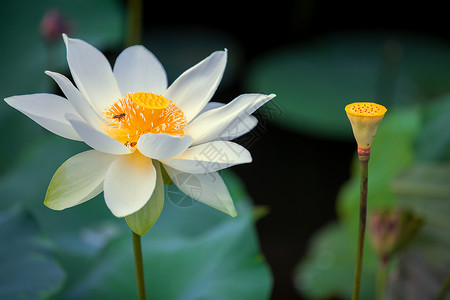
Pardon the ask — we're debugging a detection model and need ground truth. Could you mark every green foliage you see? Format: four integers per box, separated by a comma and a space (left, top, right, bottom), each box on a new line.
295, 223, 378, 300
416, 96, 450, 162
0, 208, 65, 299
142, 28, 242, 88
294, 108, 420, 299
0, 0, 124, 176
276, 32, 450, 299
0, 0, 124, 97
59, 202, 270, 300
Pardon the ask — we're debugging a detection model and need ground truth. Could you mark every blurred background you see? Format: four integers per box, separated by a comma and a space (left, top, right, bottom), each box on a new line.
1, 0, 450, 299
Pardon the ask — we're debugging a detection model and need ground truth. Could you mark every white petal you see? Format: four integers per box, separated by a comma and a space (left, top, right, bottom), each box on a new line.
197, 101, 225, 116
66, 113, 131, 155
218, 115, 258, 141
45, 71, 104, 132
164, 165, 236, 217
104, 152, 157, 217
137, 133, 193, 159
187, 93, 275, 145
44, 150, 116, 210
63, 34, 122, 113
5, 94, 81, 140
125, 162, 164, 236
161, 141, 252, 174
164, 50, 227, 122
113, 45, 167, 95
194, 101, 258, 140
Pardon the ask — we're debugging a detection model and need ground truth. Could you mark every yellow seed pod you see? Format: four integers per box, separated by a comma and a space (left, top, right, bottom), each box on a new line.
345, 102, 387, 149
131, 92, 170, 110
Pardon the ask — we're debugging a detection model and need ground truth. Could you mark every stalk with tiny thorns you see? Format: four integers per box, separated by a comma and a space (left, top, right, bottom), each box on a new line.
352, 148, 370, 300
133, 231, 146, 300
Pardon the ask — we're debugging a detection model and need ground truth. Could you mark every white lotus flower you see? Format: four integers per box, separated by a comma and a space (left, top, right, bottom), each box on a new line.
4, 35, 275, 234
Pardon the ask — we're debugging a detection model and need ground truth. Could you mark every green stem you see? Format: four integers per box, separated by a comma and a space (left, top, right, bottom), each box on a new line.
133, 231, 146, 300
352, 150, 369, 300
376, 256, 389, 300
126, 0, 143, 46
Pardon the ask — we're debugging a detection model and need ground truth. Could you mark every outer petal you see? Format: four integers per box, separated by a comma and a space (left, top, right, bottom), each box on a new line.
113, 45, 167, 96
161, 141, 252, 174
187, 93, 276, 145
197, 101, 225, 115
125, 162, 164, 236
137, 133, 193, 159
44, 150, 116, 210
104, 152, 157, 217
194, 102, 259, 141
164, 165, 237, 217
164, 50, 227, 122
45, 71, 103, 132
5, 94, 81, 141
218, 115, 258, 141
66, 113, 131, 155
63, 34, 122, 113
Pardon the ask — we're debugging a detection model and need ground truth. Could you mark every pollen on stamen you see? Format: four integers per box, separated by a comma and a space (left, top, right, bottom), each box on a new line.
103, 92, 187, 150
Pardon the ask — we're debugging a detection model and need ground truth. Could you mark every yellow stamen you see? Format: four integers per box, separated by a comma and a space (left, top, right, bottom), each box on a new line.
103, 93, 187, 150
131, 92, 170, 110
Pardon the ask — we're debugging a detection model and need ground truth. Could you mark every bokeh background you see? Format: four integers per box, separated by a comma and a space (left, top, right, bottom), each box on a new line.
1, 0, 450, 299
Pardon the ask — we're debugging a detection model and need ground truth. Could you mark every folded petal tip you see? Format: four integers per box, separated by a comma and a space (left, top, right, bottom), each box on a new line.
229, 209, 237, 217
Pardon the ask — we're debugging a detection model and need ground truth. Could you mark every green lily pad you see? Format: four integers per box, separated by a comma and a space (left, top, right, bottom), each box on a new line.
415, 95, 450, 162
295, 222, 378, 300
0, 133, 272, 300
393, 163, 450, 263
246, 32, 450, 138
60, 200, 271, 300
0, 208, 65, 299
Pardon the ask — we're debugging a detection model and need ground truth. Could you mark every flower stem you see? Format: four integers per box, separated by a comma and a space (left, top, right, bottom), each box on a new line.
376, 256, 389, 300
352, 148, 370, 300
126, 0, 143, 46
132, 231, 146, 300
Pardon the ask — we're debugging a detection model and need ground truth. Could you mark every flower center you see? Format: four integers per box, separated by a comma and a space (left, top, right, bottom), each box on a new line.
103, 92, 187, 150
345, 102, 387, 117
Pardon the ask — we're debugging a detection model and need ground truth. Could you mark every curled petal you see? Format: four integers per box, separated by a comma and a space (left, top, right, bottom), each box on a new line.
187, 93, 275, 145
45, 71, 103, 131
161, 141, 252, 174
218, 115, 258, 141
137, 133, 193, 160
66, 113, 131, 155
163, 165, 237, 217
